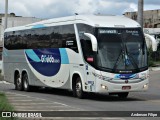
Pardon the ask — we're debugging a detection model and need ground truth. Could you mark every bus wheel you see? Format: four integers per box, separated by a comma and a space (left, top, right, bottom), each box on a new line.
15, 74, 23, 91
22, 73, 31, 92
118, 92, 129, 99
75, 77, 84, 99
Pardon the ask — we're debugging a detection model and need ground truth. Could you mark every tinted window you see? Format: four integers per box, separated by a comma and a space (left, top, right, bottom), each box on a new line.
4, 31, 27, 49
50, 26, 62, 48
61, 25, 78, 52
77, 24, 94, 62
4, 24, 78, 53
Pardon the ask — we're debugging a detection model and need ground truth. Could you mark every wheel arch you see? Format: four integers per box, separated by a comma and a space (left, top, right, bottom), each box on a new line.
21, 69, 29, 83
71, 72, 84, 91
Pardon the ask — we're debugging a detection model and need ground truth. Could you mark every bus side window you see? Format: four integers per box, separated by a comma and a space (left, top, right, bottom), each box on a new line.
61, 25, 78, 53
80, 39, 94, 64
50, 26, 62, 48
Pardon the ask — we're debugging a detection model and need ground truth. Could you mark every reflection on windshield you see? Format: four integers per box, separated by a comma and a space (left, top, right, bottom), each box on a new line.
97, 28, 147, 72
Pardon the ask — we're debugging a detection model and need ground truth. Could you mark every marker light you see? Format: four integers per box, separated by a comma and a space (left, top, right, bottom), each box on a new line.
143, 84, 148, 89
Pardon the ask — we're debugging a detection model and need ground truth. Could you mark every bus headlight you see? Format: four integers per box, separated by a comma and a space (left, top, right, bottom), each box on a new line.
101, 84, 108, 90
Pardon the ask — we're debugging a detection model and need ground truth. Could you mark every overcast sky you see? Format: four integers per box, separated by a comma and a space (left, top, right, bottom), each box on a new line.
0, 0, 160, 19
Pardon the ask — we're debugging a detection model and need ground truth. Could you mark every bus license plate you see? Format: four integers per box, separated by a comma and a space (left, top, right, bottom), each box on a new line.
122, 86, 131, 90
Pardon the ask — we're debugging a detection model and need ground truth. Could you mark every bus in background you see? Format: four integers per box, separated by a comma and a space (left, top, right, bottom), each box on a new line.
144, 33, 158, 51
3, 15, 148, 99
144, 28, 160, 44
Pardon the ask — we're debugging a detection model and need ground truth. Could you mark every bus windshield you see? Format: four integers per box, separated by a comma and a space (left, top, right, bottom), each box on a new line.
96, 28, 148, 73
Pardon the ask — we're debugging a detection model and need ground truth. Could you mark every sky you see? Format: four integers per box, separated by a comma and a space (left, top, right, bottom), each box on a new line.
0, 0, 160, 19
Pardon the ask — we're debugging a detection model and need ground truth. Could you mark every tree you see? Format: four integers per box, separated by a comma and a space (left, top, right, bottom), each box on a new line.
137, 0, 143, 27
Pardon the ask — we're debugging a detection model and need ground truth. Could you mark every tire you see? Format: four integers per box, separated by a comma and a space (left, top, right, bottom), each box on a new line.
22, 73, 31, 92
118, 92, 129, 99
73, 77, 84, 99
15, 73, 23, 91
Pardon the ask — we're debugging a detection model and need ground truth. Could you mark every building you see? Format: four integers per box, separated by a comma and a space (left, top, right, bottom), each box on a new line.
0, 13, 16, 22
0, 13, 16, 41
124, 9, 160, 28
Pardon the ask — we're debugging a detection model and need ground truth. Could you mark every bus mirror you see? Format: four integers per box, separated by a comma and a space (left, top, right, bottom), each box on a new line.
84, 33, 98, 52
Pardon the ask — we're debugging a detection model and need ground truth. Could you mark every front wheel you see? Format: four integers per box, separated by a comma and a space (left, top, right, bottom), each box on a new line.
118, 92, 129, 99
73, 77, 84, 99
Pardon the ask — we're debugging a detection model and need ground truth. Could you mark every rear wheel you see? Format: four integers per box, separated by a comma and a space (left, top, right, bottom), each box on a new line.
15, 73, 23, 91
23, 73, 31, 92
118, 92, 129, 99
74, 77, 84, 99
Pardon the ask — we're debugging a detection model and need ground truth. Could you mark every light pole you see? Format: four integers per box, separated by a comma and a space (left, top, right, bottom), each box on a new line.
4, 0, 8, 29
137, 0, 143, 27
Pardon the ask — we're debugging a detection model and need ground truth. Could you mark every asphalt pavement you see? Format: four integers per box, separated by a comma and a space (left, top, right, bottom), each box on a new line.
0, 69, 160, 120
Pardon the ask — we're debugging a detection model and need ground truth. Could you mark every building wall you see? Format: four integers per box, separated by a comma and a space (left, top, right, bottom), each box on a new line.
0, 13, 16, 22
124, 9, 160, 28
0, 13, 16, 42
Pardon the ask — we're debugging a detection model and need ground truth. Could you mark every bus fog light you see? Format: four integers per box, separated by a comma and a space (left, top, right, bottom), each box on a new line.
101, 84, 108, 90
143, 84, 148, 89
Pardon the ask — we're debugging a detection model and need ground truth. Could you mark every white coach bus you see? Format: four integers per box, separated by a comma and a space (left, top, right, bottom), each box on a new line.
3, 15, 149, 98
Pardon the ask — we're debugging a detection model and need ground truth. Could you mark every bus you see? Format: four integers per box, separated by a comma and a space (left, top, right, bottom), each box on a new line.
144, 28, 160, 43
3, 15, 149, 99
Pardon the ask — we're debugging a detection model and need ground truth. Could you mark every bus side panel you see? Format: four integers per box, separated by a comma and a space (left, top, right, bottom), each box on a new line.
3, 48, 16, 83
24, 48, 72, 88
3, 49, 37, 85
3, 62, 13, 83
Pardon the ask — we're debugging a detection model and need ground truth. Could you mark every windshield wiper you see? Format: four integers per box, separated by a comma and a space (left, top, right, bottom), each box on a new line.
113, 49, 123, 71
97, 66, 113, 72
124, 44, 139, 71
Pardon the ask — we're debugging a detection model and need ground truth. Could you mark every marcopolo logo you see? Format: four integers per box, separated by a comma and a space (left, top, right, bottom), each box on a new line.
41, 55, 60, 63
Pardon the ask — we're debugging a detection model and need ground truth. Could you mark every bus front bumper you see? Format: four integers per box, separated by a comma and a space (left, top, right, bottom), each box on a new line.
96, 79, 149, 94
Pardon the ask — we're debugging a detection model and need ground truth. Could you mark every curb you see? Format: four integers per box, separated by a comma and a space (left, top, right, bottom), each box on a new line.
149, 67, 160, 71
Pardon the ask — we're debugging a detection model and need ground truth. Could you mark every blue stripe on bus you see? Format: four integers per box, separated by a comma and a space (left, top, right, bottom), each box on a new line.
25, 49, 41, 62
59, 48, 69, 64
32, 24, 46, 29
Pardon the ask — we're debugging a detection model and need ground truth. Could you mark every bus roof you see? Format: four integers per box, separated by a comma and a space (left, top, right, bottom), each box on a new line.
5, 15, 140, 32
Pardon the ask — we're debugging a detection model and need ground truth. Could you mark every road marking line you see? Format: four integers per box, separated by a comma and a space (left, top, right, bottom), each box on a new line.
14, 106, 68, 108
54, 102, 70, 107
149, 100, 160, 102
9, 100, 33, 101
5, 92, 83, 111
0, 81, 11, 84
11, 103, 61, 105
